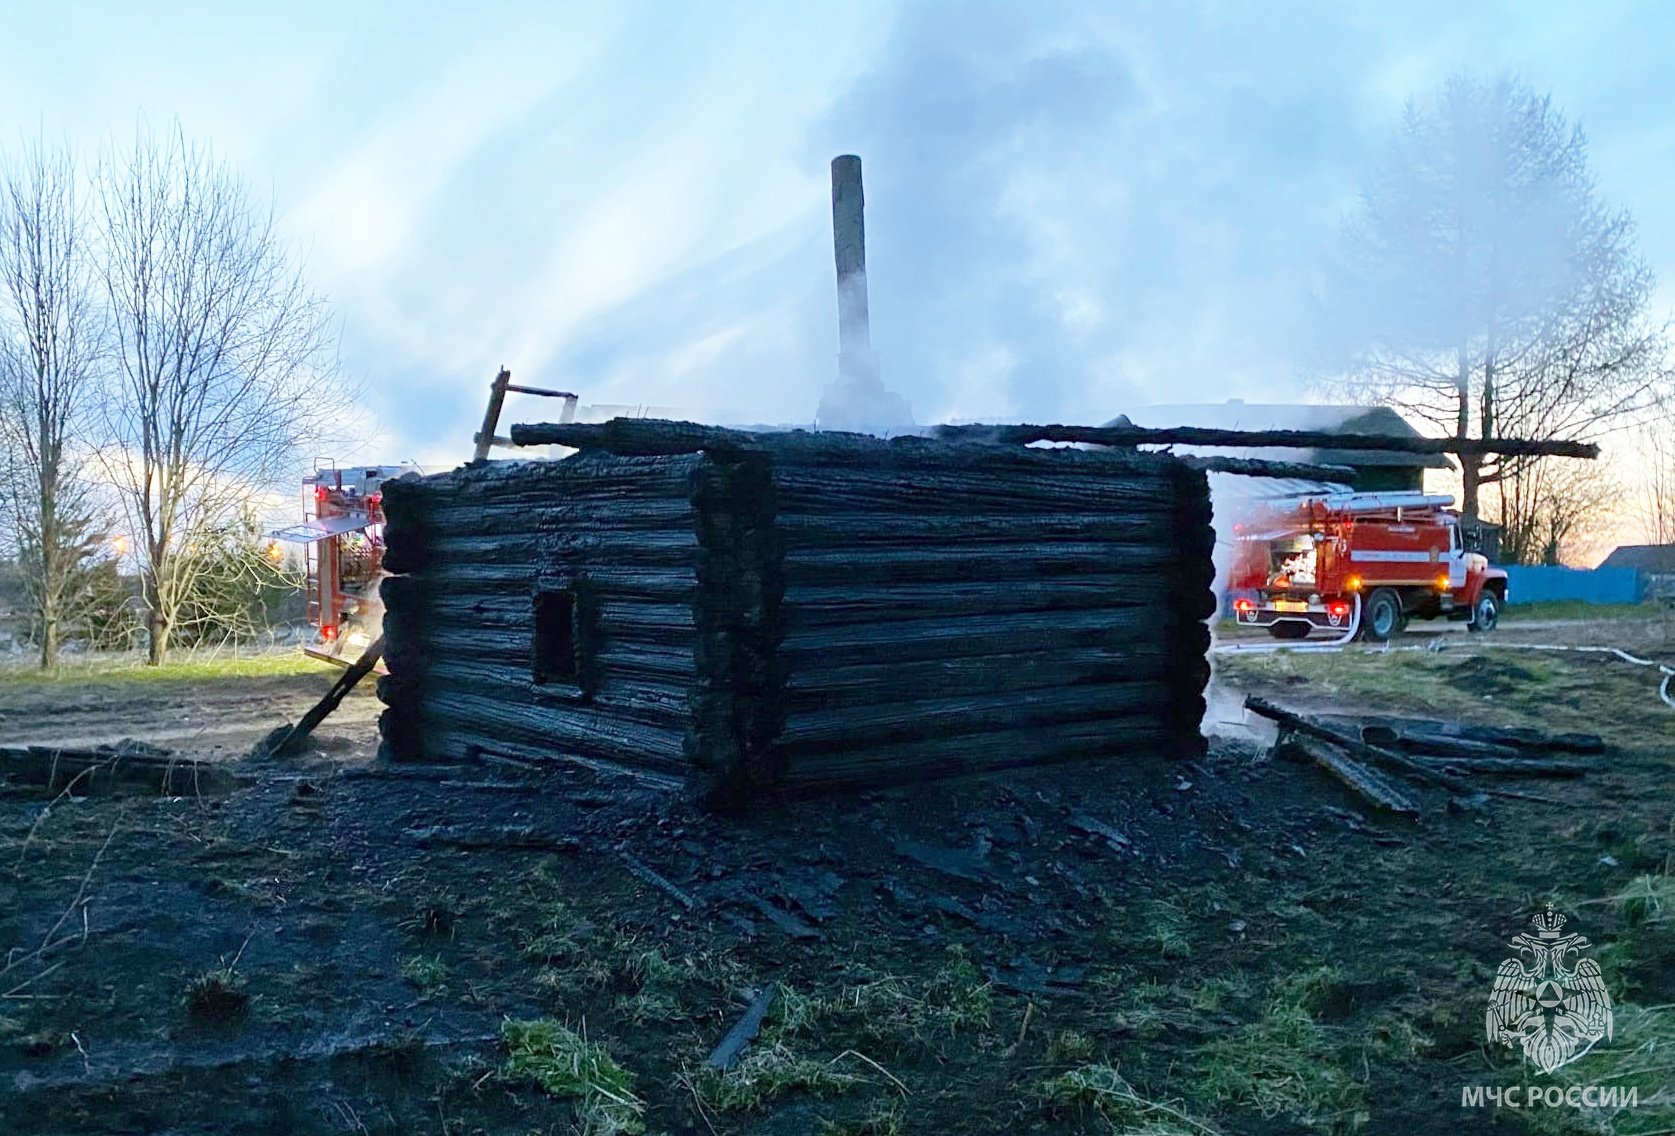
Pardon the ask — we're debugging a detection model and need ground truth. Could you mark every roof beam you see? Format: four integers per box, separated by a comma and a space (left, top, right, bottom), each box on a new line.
930, 422, 1599, 460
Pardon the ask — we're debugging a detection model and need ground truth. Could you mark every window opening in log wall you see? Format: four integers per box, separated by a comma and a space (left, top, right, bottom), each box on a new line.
532, 588, 579, 685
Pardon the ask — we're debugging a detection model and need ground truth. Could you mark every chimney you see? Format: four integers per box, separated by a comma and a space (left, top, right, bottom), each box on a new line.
831, 155, 874, 376
817, 155, 914, 434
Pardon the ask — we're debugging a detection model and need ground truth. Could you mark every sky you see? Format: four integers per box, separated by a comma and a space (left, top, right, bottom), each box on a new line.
1, 0, 1672, 483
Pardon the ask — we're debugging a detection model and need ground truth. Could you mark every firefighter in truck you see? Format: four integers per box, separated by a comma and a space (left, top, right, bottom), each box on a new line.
1228, 491, 1508, 643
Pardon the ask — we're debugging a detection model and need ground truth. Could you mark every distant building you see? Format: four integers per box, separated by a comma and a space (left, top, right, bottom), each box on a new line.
1115, 401, 1453, 493
1600, 544, 1675, 599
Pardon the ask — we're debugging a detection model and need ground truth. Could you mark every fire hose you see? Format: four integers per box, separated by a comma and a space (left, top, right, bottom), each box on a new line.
1211, 615, 1675, 710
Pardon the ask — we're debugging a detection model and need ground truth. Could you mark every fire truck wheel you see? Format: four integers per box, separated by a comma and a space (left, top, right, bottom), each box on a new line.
1467, 589, 1500, 633
1363, 588, 1403, 642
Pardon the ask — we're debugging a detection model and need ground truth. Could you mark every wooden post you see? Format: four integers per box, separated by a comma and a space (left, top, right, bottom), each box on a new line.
473, 368, 512, 463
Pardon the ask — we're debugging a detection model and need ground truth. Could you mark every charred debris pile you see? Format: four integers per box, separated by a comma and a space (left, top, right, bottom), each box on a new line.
1245, 695, 1605, 817
375, 419, 1218, 805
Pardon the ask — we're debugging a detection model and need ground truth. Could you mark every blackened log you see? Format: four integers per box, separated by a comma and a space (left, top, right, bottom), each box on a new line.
411, 689, 688, 769
770, 468, 1186, 516
780, 543, 1195, 586
1323, 715, 1607, 756
783, 646, 1171, 709
1244, 697, 1561, 804
1277, 731, 1419, 815
779, 577, 1172, 625
778, 681, 1171, 752
773, 511, 1181, 546
778, 606, 1169, 669
933, 422, 1600, 460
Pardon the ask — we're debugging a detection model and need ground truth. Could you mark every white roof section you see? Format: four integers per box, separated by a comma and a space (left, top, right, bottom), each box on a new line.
268, 515, 377, 544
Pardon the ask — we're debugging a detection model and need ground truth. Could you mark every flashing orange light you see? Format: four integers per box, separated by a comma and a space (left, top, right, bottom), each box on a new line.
1435, 574, 1450, 591
1346, 575, 1362, 591
265, 541, 284, 561
1233, 597, 1256, 614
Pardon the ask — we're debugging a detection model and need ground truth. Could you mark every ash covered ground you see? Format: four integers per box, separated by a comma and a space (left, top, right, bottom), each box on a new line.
0, 619, 1672, 1136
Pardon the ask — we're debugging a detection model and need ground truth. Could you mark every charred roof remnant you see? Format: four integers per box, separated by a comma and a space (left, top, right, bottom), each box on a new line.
932, 420, 1601, 460
376, 419, 1215, 805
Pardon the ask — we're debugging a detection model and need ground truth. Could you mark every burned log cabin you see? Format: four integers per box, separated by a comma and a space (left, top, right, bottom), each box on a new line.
376, 419, 1216, 803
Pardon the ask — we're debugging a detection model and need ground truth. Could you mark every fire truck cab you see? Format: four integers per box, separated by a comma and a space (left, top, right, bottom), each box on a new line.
1228, 492, 1508, 642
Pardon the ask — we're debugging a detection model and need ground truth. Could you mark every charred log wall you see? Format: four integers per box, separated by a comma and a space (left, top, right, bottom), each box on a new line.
376, 423, 1215, 802
376, 453, 707, 775
758, 437, 1214, 792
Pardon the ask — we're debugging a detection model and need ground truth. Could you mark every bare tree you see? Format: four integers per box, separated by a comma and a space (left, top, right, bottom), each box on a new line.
96, 126, 338, 665
0, 139, 106, 667
1329, 73, 1668, 521
1637, 418, 1675, 546
1493, 455, 1620, 566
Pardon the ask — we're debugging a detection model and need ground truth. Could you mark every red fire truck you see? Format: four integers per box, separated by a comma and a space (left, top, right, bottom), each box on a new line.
1228, 492, 1508, 642
268, 464, 415, 664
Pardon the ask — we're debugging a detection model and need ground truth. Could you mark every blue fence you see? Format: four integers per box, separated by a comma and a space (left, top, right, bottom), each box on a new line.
1497, 565, 1643, 605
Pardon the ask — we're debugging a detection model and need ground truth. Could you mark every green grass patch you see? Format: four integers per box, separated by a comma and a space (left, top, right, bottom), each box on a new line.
1142, 899, 1195, 960
0, 648, 322, 688
777, 946, 993, 1051
1040, 1063, 1223, 1135
1192, 967, 1366, 1133
1501, 600, 1658, 622
501, 1018, 645, 1136
694, 1042, 865, 1112
399, 954, 448, 992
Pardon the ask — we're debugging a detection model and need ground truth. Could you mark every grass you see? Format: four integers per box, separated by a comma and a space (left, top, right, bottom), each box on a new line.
1142, 899, 1195, 960
0, 647, 321, 688
1212, 642, 1659, 748
693, 1042, 865, 1112
1040, 1063, 1223, 1135
691, 953, 988, 1115
817, 1101, 907, 1136
400, 954, 448, 992
501, 1018, 645, 1136
1501, 600, 1661, 622
1192, 967, 1367, 1133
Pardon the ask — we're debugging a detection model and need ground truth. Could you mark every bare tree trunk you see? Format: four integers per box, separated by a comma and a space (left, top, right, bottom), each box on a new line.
0, 140, 103, 670
1456, 348, 1481, 518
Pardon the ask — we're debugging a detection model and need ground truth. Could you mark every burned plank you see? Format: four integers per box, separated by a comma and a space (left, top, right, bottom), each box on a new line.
1276, 730, 1420, 816
618, 851, 699, 911
1246, 697, 1564, 805
257, 634, 385, 758
705, 984, 778, 1071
